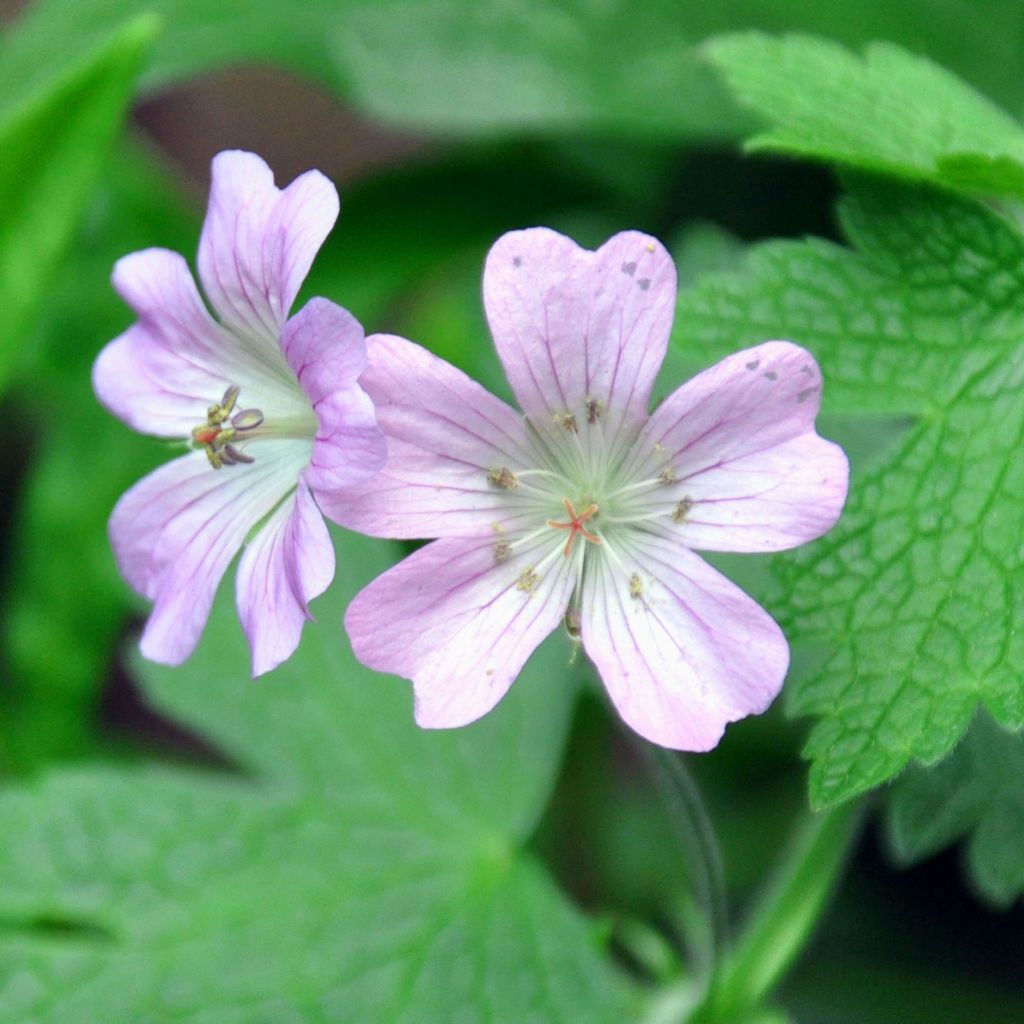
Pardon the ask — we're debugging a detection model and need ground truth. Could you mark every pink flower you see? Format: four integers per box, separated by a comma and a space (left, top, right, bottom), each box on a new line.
329, 229, 848, 750
93, 151, 386, 676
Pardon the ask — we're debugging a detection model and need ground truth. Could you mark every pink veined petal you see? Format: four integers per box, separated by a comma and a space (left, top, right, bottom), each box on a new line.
320, 333, 535, 538
345, 534, 575, 729
281, 297, 387, 494
236, 479, 335, 677
581, 534, 789, 751
93, 323, 217, 437
638, 341, 849, 552
98, 247, 303, 436
483, 228, 676, 432
197, 150, 339, 348
110, 441, 309, 666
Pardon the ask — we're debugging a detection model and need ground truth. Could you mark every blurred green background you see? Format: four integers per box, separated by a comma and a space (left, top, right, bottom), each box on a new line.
1, 1, 1022, 1021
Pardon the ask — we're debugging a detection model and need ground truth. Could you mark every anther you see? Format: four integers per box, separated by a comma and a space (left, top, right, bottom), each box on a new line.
672, 497, 694, 523
232, 408, 264, 431
558, 413, 578, 433
487, 466, 518, 490
192, 384, 263, 470
629, 572, 643, 599
494, 540, 511, 564
585, 396, 603, 424
658, 467, 678, 485
517, 567, 540, 593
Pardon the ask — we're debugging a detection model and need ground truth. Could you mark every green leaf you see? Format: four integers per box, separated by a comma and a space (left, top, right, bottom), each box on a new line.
705, 33, 1024, 198
16, 0, 1024, 141
0, 531, 631, 1021
674, 178, 1024, 807
0, 15, 156, 393
886, 714, 1024, 907
0, 146, 197, 772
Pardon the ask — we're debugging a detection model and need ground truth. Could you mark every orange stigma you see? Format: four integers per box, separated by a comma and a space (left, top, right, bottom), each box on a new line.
547, 498, 601, 557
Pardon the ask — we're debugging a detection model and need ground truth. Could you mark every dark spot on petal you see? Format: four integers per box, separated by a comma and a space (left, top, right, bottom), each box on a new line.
763, 371, 778, 381
801, 364, 814, 375
797, 387, 817, 403
638, 278, 651, 291
621, 261, 637, 276
512, 256, 522, 267
745, 359, 760, 371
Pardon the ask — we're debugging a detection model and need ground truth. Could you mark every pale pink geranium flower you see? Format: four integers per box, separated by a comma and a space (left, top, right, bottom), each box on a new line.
93, 151, 386, 675
328, 228, 848, 750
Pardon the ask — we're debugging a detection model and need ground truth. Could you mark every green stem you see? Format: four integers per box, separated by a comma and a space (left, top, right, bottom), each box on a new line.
698, 800, 864, 1022
644, 746, 728, 983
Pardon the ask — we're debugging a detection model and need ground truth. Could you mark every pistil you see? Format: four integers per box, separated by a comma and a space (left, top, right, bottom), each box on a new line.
546, 497, 601, 557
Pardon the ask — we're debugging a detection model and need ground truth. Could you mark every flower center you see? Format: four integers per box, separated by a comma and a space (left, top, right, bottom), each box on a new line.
191, 384, 264, 469
546, 497, 602, 557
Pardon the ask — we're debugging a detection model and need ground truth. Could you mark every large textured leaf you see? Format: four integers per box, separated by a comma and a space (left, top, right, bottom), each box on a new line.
0, 531, 630, 1021
886, 715, 1024, 907
705, 33, 1024, 197
0, 15, 155, 392
674, 179, 1024, 807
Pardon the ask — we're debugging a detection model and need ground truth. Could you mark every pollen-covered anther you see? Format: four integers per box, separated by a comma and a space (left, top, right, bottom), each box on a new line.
487, 466, 518, 489
547, 497, 601, 557
564, 608, 581, 640
191, 384, 264, 469
658, 467, 678, 485
494, 540, 511, 564
629, 572, 643, 599
672, 496, 694, 523
517, 566, 540, 593
585, 396, 603, 424
558, 413, 578, 433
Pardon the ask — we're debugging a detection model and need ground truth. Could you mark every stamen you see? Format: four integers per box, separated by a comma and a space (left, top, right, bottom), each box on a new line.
657, 467, 678, 485
487, 466, 518, 490
220, 444, 255, 465
494, 540, 512, 564
232, 408, 264, 431
191, 383, 264, 470
672, 497, 694, 523
585, 395, 603, 424
629, 572, 644, 599
516, 567, 540, 593
546, 497, 601, 557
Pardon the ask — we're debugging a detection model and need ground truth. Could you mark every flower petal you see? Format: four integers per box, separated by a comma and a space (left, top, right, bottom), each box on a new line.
483, 228, 676, 432
93, 323, 216, 437
96, 246, 304, 436
281, 297, 387, 494
581, 535, 788, 751
236, 479, 334, 676
639, 341, 848, 552
319, 333, 535, 538
110, 441, 310, 666
345, 534, 574, 728
197, 150, 339, 346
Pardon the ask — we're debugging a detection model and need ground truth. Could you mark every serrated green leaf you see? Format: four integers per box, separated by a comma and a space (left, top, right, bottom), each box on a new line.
886, 714, 1024, 907
675, 178, 1024, 807
0, 530, 630, 1021
705, 33, 1024, 198
0, 15, 156, 393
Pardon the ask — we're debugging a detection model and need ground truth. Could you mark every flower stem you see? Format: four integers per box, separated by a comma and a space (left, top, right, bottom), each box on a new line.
694, 800, 864, 1023
644, 746, 728, 986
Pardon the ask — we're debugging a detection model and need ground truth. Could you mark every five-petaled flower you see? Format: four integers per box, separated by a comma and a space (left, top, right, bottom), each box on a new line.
328, 229, 849, 750
93, 150, 386, 675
